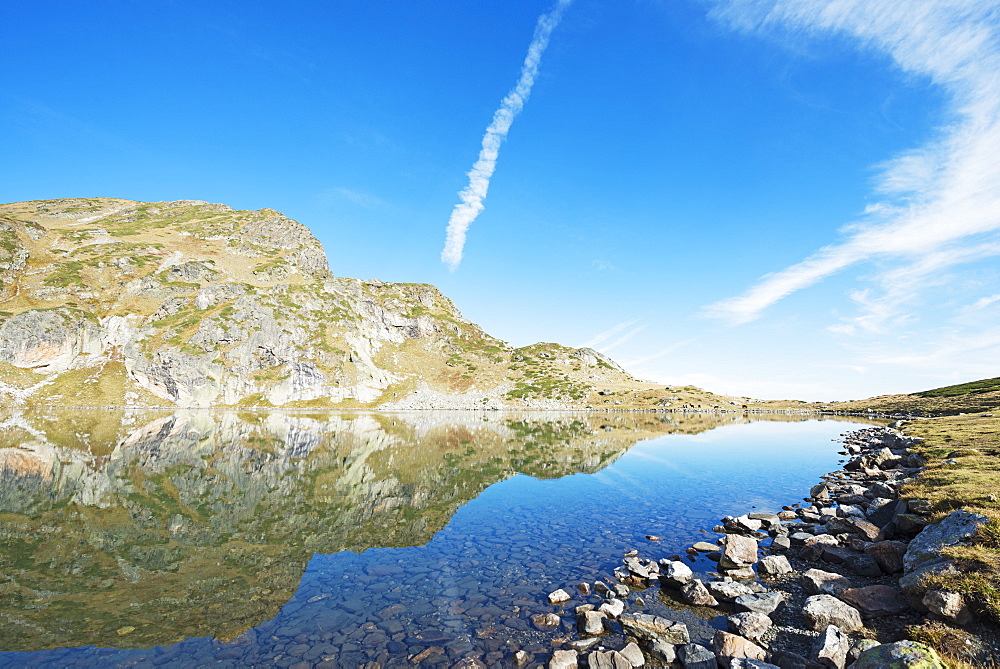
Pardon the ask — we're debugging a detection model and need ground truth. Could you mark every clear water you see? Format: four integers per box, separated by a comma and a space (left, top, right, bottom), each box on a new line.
0, 409, 873, 667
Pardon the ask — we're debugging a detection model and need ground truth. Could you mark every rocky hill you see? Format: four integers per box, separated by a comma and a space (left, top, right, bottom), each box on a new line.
0, 198, 696, 409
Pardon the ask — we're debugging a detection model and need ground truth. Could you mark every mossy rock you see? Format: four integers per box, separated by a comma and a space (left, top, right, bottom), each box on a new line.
852, 640, 945, 668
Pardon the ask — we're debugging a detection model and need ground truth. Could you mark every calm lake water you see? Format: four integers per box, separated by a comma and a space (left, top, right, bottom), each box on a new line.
0, 409, 874, 667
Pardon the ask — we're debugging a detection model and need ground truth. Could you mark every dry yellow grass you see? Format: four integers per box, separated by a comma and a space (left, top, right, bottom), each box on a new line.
894, 412, 1000, 625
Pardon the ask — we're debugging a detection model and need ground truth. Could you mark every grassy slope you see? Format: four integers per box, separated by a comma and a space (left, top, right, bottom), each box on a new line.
828, 378, 1000, 416
841, 378, 1000, 634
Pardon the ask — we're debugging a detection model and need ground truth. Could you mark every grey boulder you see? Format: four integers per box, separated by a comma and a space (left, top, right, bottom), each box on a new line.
676, 643, 715, 669
727, 611, 772, 640
734, 592, 784, 615
802, 595, 862, 633
903, 510, 987, 572
800, 569, 852, 597
618, 613, 690, 645
813, 625, 850, 669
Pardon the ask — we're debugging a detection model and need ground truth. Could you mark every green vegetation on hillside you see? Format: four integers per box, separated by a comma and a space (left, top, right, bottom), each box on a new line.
830, 383, 1000, 416
916, 377, 1000, 398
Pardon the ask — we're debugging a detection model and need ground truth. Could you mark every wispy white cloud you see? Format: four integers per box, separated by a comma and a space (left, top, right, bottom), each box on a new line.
827, 240, 1000, 335
874, 327, 1000, 368
704, 0, 1000, 324
581, 318, 643, 349
441, 0, 573, 270
620, 338, 695, 367
324, 187, 388, 210
966, 293, 1000, 311
826, 288, 908, 337
598, 324, 649, 354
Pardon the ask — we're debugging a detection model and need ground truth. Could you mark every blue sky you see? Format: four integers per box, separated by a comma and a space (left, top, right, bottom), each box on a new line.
3, 0, 999, 400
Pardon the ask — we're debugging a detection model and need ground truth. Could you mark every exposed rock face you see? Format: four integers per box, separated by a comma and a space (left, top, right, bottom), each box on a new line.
0, 308, 102, 372
569, 347, 626, 373
0, 199, 642, 408
0, 219, 33, 301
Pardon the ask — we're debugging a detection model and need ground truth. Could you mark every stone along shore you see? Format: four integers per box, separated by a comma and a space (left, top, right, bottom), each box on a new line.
532, 426, 992, 669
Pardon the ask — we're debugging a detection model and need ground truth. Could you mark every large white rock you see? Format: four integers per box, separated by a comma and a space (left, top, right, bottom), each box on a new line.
719, 534, 759, 569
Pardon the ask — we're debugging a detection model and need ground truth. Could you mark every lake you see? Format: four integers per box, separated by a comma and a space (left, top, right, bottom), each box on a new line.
0, 409, 875, 667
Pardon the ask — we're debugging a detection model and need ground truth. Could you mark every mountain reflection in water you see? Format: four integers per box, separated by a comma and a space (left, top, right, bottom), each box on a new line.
0, 409, 875, 664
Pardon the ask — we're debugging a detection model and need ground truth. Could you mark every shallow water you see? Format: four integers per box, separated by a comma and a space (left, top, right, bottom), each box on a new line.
0, 409, 873, 667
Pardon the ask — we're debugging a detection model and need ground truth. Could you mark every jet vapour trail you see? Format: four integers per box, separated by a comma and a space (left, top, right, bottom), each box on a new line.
441, 0, 573, 270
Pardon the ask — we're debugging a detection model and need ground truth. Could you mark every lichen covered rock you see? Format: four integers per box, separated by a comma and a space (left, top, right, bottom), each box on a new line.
851, 640, 946, 668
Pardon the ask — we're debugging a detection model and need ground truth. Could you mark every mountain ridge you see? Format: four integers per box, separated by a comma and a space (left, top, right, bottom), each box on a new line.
0, 198, 727, 410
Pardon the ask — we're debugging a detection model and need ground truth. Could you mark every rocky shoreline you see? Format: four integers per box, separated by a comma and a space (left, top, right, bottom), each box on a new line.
533, 425, 995, 668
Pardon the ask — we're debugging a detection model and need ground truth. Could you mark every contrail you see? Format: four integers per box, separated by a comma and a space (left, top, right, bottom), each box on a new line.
441, 0, 573, 270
